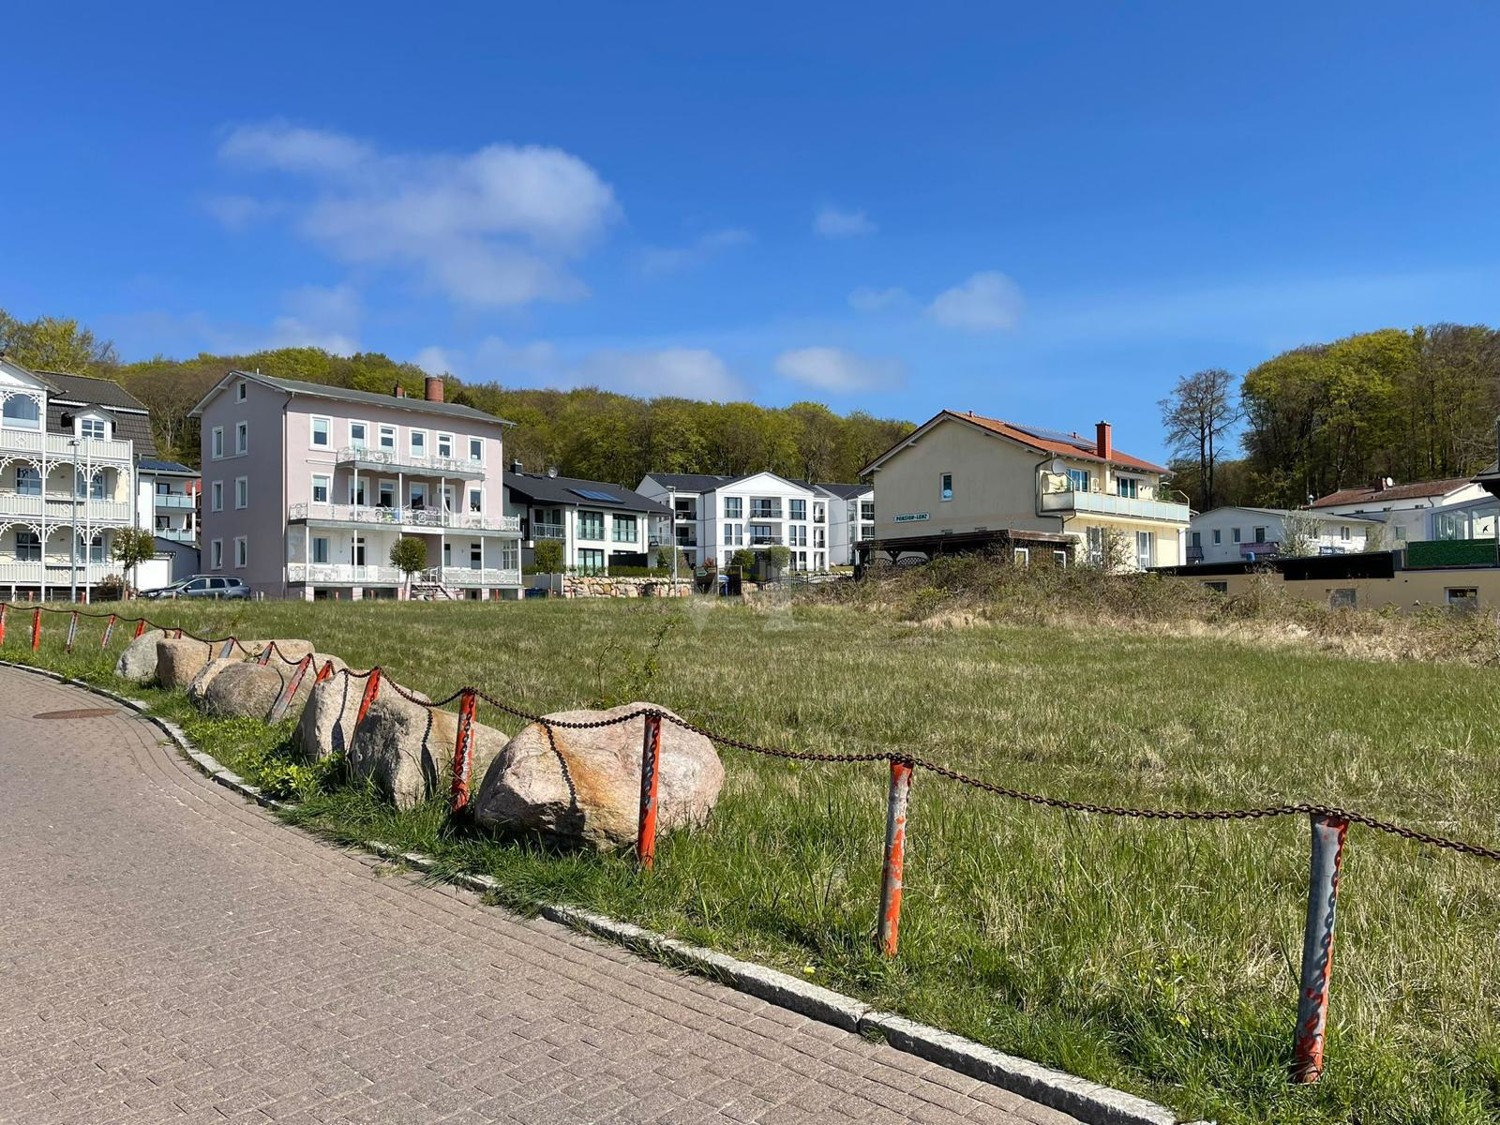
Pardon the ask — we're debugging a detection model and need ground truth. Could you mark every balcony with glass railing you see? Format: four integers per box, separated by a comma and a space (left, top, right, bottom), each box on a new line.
333, 446, 486, 480
748, 502, 783, 520
1038, 488, 1190, 523
530, 522, 566, 540
288, 502, 520, 533
154, 493, 197, 510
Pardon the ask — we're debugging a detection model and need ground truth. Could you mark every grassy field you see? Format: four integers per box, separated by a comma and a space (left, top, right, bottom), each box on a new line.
9, 595, 1500, 1125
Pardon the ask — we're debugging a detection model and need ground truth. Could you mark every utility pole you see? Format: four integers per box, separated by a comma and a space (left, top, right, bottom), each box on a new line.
68, 438, 81, 603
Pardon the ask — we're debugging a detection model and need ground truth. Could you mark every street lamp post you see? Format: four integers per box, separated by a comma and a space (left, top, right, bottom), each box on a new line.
667, 487, 678, 586
68, 439, 80, 604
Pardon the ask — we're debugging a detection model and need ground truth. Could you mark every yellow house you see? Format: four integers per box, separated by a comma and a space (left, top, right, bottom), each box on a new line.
859, 410, 1191, 569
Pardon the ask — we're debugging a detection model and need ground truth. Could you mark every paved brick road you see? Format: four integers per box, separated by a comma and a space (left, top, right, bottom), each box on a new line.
0, 669, 1079, 1125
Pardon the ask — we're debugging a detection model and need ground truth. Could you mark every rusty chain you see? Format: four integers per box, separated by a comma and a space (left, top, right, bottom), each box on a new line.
14, 602, 1500, 862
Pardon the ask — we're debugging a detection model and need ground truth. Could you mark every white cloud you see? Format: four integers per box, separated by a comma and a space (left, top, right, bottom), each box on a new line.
266, 284, 361, 356
848, 286, 910, 313
926, 271, 1024, 331
773, 347, 905, 392
815, 207, 876, 238
641, 228, 752, 276
203, 194, 284, 231
412, 337, 741, 401
216, 121, 620, 307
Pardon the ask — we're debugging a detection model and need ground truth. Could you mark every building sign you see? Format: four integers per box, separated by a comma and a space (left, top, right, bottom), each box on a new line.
893, 512, 930, 523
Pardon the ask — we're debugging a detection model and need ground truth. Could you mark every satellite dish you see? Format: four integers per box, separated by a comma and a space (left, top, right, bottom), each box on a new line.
1050, 458, 1067, 474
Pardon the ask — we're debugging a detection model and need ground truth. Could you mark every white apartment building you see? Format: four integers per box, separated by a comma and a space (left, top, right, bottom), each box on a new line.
1187, 506, 1381, 564
505, 466, 672, 574
816, 483, 874, 567
191, 372, 522, 600
1308, 477, 1496, 546
0, 358, 144, 600
637, 472, 830, 572
137, 458, 199, 546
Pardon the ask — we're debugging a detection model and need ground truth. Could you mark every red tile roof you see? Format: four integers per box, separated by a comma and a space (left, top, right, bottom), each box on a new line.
1309, 478, 1474, 508
946, 411, 1169, 473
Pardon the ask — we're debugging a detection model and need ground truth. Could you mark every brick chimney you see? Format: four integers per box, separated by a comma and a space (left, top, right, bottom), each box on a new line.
425, 376, 444, 403
1095, 420, 1112, 461
393, 383, 406, 398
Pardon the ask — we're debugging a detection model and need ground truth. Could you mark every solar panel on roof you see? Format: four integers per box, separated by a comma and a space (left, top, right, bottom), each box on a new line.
569, 488, 621, 503
1011, 423, 1097, 451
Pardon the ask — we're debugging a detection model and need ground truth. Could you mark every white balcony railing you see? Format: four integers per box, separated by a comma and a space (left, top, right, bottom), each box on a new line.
0, 493, 135, 524
421, 566, 522, 588
1039, 490, 1191, 523
288, 502, 521, 534
0, 561, 117, 586
0, 428, 133, 464
531, 522, 566, 540
334, 446, 485, 479
287, 563, 403, 585
154, 493, 197, 510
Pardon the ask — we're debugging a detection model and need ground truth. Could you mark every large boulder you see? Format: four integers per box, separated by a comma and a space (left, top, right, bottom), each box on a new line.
156, 637, 217, 691
471, 702, 724, 850
295, 673, 363, 761
114, 629, 168, 683
242, 638, 316, 664
346, 689, 504, 810
186, 656, 244, 707
201, 661, 315, 721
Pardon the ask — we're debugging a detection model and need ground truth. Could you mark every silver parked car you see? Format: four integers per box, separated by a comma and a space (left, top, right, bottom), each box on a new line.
144, 575, 251, 600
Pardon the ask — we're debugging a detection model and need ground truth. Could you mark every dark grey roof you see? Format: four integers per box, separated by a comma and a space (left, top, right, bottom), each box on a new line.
250, 372, 511, 427
505, 472, 672, 515
815, 482, 870, 499
642, 472, 739, 492
139, 458, 196, 474
36, 371, 149, 412
45, 402, 157, 458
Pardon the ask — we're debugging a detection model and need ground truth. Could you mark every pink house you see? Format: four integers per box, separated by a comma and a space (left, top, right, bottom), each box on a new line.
191, 372, 522, 600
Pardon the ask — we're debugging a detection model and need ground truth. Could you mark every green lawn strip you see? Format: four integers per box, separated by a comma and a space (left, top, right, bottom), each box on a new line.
9, 599, 1500, 1124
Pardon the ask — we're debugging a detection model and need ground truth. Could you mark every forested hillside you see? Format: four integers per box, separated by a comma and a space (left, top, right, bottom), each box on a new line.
0, 309, 910, 486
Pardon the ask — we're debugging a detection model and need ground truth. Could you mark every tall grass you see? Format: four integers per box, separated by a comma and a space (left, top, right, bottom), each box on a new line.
10, 593, 1500, 1125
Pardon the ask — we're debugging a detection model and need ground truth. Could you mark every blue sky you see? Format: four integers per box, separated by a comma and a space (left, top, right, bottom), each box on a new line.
5, 3, 1500, 462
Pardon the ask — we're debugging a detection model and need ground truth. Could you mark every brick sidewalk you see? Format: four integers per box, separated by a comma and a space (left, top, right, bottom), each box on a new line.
0, 670, 1078, 1125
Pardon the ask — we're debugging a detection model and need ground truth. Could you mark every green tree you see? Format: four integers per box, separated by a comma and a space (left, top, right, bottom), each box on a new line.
730, 548, 756, 574
532, 538, 564, 574
389, 536, 429, 597
0, 311, 117, 373
110, 528, 158, 594
765, 545, 792, 577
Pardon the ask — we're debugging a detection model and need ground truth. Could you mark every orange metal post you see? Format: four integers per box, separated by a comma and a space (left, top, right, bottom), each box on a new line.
101, 614, 117, 648
637, 712, 663, 868
269, 655, 314, 721
31, 608, 42, 652
450, 690, 478, 814
257, 642, 274, 666
134, 618, 147, 639
876, 759, 914, 957
65, 611, 79, 652
0, 603, 7, 646
355, 668, 383, 726
1292, 814, 1350, 1083
315, 659, 335, 684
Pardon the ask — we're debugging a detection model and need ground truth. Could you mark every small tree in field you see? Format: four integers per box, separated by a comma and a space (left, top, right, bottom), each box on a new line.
111, 528, 157, 595
1280, 510, 1322, 557
730, 548, 756, 574
389, 536, 428, 598
766, 545, 792, 578
532, 538, 564, 574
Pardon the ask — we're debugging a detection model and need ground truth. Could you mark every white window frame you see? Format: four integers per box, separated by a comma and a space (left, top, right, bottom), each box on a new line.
467, 487, 482, 514
312, 536, 330, 565
940, 472, 954, 502
210, 480, 223, 512
210, 539, 223, 569
234, 476, 248, 510
1014, 547, 1030, 566
409, 429, 428, 459
211, 426, 224, 460
1446, 587, 1480, 609
349, 477, 368, 507
1212, 528, 1221, 544
310, 415, 332, 449
378, 425, 397, 451
468, 437, 484, 462
378, 479, 397, 508
349, 420, 369, 450
76, 413, 108, 441
235, 421, 248, 455
311, 474, 331, 505
236, 381, 247, 402
436, 432, 454, 459
234, 537, 247, 569
409, 482, 429, 510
